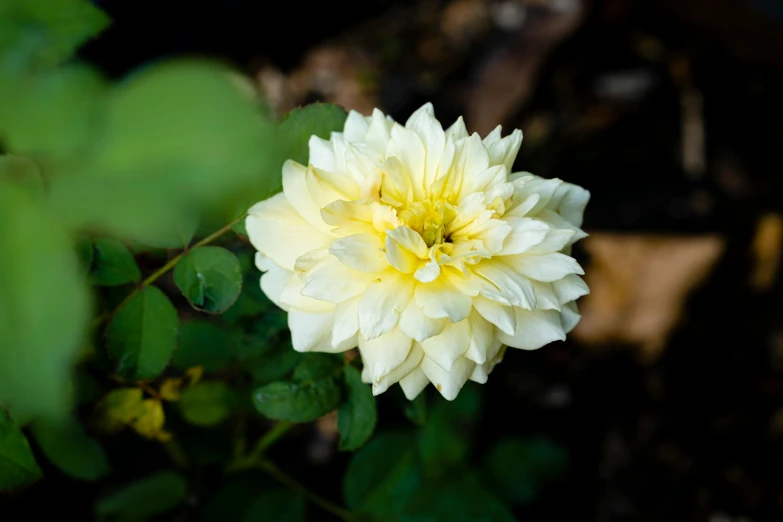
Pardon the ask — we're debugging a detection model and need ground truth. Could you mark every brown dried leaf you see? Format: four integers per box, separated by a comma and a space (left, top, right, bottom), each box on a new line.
573, 233, 725, 362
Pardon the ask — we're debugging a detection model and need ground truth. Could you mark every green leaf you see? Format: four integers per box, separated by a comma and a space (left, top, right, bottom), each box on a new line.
404, 392, 427, 426
338, 365, 377, 451
417, 384, 482, 477
172, 320, 234, 372
238, 340, 302, 384
30, 418, 109, 481
90, 237, 141, 286
0, 64, 106, 158
174, 246, 242, 314
0, 410, 42, 491
179, 381, 236, 427
0, 181, 89, 421
134, 215, 198, 250
401, 474, 516, 522
48, 61, 277, 244
94, 388, 144, 433
344, 431, 421, 517
292, 353, 343, 382
278, 103, 348, 167
242, 488, 305, 522
75, 236, 94, 275
252, 378, 341, 423
106, 286, 179, 380
95, 470, 187, 518
482, 437, 568, 505
0, 155, 43, 197
0, 0, 110, 67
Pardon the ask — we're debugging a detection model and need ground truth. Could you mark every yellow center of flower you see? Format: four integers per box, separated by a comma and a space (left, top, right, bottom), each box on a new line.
397, 199, 458, 248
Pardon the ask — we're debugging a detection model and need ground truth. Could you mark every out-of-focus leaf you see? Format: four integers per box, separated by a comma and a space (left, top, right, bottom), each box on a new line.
130, 398, 170, 442
292, 353, 343, 382
0, 155, 43, 197
74, 370, 102, 405
344, 431, 421, 517
94, 388, 144, 433
277, 103, 348, 168
338, 365, 377, 451
0, 65, 106, 157
48, 61, 277, 244
106, 286, 179, 380
174, 246, 242, 314
482, 437, 568, 505
135, 215, 198, 250
0, 0, 110, 67
179, 381, 236, 427
31, 418, 109, 481
242, 488, 305, 522
252, 379, 340, 423
0, 410, 42, 491
417, 384, 481, 477
90, 237, 140, 286
75, 236, 94, 275
172, 321, 234, 372
95, 470, 187, 518
0, 181, 89, 421
404, 392, 427, 426
401, 474, 515, 522
238, 339, 302, 384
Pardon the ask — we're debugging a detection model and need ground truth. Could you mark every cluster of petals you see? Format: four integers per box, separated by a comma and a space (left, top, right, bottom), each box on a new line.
247, 103, 589, 400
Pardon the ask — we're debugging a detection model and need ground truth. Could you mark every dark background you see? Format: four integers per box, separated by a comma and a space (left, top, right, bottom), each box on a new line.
13, 0, 783, 520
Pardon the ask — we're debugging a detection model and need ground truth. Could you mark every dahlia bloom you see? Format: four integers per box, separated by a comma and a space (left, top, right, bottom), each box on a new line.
246, 103, 589, 400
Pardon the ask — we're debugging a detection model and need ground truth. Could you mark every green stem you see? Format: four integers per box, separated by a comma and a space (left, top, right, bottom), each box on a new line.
248, 420, 294, 460
105, 214, 246, 321
258, 460, 359, 522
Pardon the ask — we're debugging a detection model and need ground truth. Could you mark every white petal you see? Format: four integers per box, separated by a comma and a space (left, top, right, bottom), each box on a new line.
497, 217, 550, 256
247, 193, 333, 270
259, 262, 293, 311
473, 219, 512, 255
526, 229, 576, 255
420, 318, 471, 371
454, 134, 491, 201
511, 174, 563, 216
421, 355, 475, 401
359, 328, 413, 382
386, 235, 420, 273
464, 311, 493, 364
289, 309, 335, 352
282, 160, 333, 233
343, 110, 370, 143
497, 308, 566, 350
473, 261, 536, 309
472, 295, 515, 335
560, 301, 581, 333
279, 272, 334, 313
414, 278, 473, 322
536, 209, 588, 246
405, 103, 446, 190
552, 274, 590, 304
487, 129, 522, 172
307, 164, 360, 202
308, 135, 335, 172
445, 116, 468, 141
372, 343, 424, 396
301, 255, 375, 304
387, 124, 426, 200
469, 344, 506, 383
399, 366, 430, 400
332, 296, 360, 348
532, 281, 561, 311
503, 252, 584, 283
329, 233, 389, 273
358, 272, 414, 339
365, 108, 393, 155
399, 298, 448, 342
550, 182, 590, 227
387, 225, 428, 258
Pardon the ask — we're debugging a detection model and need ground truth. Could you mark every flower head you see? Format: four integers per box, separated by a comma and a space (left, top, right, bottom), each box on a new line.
247, 103, 589, 400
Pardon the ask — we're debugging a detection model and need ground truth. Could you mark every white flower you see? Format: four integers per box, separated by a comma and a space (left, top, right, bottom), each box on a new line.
246, 103, 589, 400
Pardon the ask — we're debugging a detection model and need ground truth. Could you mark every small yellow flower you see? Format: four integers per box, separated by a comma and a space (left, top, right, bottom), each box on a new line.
247, 104, 589, 400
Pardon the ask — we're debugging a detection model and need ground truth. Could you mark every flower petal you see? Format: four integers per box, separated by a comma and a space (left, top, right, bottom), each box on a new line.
329, 233, 389, 273
280, 272, 334, 313
398, 298, 449, 342
371, 343, 425, 396
472, 295, 515, 335
359, 327, 413, 382
301, 255, 375, 304
420, 318, 471, 371
282, 160, 333, 233
473, 261, 536, 309
332, 296, 360, 348
387, 225, 428, 258
560, 301, 581, 333
358, 272, 414, 339
405, 103, 446, 191
399, 366, 430, 400
289, 309, 336, 352
550, 182, 590, 227
258, 259, 293, 312
497, 308, 566, 350
464, 311, 493, 364
503, 252, 584, 283
552, 274, 590, 304
414, 278, 473, 322
421, 355, 475, 401
247, 193, 333, 270
497, 217, 550, 256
